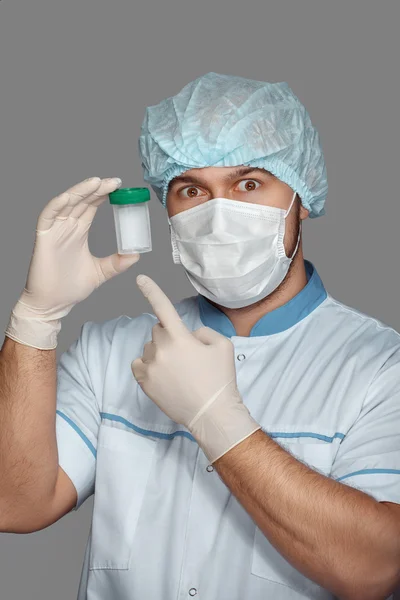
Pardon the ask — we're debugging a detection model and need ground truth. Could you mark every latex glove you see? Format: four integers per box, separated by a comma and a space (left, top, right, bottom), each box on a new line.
5, 177, 140, 350
131, 275, 261, 464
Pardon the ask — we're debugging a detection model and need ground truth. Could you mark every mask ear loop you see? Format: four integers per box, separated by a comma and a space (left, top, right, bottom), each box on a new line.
284, 191, 302, 259
284, 190, 298, 218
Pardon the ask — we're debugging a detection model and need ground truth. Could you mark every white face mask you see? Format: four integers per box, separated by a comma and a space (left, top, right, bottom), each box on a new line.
167, 191, 300, 309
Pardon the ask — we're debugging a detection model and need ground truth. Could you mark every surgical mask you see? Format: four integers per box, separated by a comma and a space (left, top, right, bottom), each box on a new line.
167, 191, 300, 309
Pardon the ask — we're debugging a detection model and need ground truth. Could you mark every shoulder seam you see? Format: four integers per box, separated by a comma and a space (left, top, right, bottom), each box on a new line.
327, 294, 400, 339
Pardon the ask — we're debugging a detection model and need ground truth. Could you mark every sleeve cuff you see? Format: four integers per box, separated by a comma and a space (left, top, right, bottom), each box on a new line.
335, 469, 400, 503
56, 411, 96, 510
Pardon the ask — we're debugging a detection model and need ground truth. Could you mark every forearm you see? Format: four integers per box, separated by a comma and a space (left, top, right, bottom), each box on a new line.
0, 336, 59, 525
214, 429, 400, 600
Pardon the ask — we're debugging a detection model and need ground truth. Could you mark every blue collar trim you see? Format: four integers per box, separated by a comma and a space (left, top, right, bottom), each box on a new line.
197, 260, 327, 338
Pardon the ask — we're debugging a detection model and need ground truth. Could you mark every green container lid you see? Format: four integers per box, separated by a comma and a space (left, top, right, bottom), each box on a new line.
109, 187, 150, 205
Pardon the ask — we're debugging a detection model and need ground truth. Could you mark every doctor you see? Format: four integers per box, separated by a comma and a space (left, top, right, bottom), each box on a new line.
1, 72, 400, 600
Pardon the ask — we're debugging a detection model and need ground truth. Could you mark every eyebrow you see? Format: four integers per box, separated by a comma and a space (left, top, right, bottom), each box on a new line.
168, 166, 274, 190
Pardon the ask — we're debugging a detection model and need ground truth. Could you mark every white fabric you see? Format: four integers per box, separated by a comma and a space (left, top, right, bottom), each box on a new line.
168, 192, 299, 308
55, 294, 400, 600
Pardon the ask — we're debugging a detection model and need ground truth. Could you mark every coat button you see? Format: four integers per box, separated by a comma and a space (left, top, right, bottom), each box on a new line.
237, 353, 246, 361
206, 465, 214, 472
189, 588, 198, 596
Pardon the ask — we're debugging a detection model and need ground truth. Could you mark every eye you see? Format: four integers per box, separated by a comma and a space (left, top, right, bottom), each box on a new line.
237, 179, 261, 192
179, 186, 203, 198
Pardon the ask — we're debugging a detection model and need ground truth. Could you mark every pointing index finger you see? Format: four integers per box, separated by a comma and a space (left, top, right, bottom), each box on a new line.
136, 275, 188, 333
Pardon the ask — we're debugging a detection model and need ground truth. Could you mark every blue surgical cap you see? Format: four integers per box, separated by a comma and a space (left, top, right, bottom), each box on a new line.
138, 72, 327, 218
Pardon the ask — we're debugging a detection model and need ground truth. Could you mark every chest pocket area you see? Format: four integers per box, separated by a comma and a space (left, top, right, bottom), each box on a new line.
89, 425, 158, 570
251, 442, 334, 597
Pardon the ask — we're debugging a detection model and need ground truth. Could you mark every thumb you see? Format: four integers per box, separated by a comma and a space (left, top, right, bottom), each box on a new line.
98, 252, 140, 283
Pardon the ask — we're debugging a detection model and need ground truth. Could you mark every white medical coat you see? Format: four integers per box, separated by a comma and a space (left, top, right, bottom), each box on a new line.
55, 260, 400, 599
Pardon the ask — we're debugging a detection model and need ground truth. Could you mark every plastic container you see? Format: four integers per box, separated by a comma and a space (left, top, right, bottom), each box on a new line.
109, 187, 152, 254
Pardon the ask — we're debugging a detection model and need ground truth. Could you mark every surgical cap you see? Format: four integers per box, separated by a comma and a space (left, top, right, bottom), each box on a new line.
138, 72, 327, 218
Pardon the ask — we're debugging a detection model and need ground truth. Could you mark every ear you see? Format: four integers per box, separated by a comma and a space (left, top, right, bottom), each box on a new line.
300, 204, 309, 220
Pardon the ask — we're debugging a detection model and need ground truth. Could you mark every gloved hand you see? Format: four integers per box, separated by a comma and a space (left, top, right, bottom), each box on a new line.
5, 177, 140, 350
131, 275, 261, 464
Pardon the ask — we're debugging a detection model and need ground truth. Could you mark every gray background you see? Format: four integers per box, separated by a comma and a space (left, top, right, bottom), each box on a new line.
0, 0, 399, 598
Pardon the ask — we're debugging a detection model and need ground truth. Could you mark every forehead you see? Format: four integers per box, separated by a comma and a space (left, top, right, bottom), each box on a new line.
182, 166, 244, 177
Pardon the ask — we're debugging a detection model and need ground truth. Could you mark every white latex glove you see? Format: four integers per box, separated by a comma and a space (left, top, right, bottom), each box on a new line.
5, 177, 140, 350
131, 275, 261, 464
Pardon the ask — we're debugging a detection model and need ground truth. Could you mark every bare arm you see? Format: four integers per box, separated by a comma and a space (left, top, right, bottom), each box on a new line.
0, 338, 76, 533
214, 429, 400, 600
0, 336, 77, 533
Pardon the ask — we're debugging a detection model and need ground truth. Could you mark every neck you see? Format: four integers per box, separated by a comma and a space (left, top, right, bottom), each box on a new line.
209, 249, 308, 337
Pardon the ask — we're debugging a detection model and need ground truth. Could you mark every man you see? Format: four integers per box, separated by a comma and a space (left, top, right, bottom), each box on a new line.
0, 72, 399, 600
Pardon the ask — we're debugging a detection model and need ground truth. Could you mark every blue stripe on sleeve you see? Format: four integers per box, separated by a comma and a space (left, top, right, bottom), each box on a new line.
56, 410, 97, 458
336, 468, 400, 481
